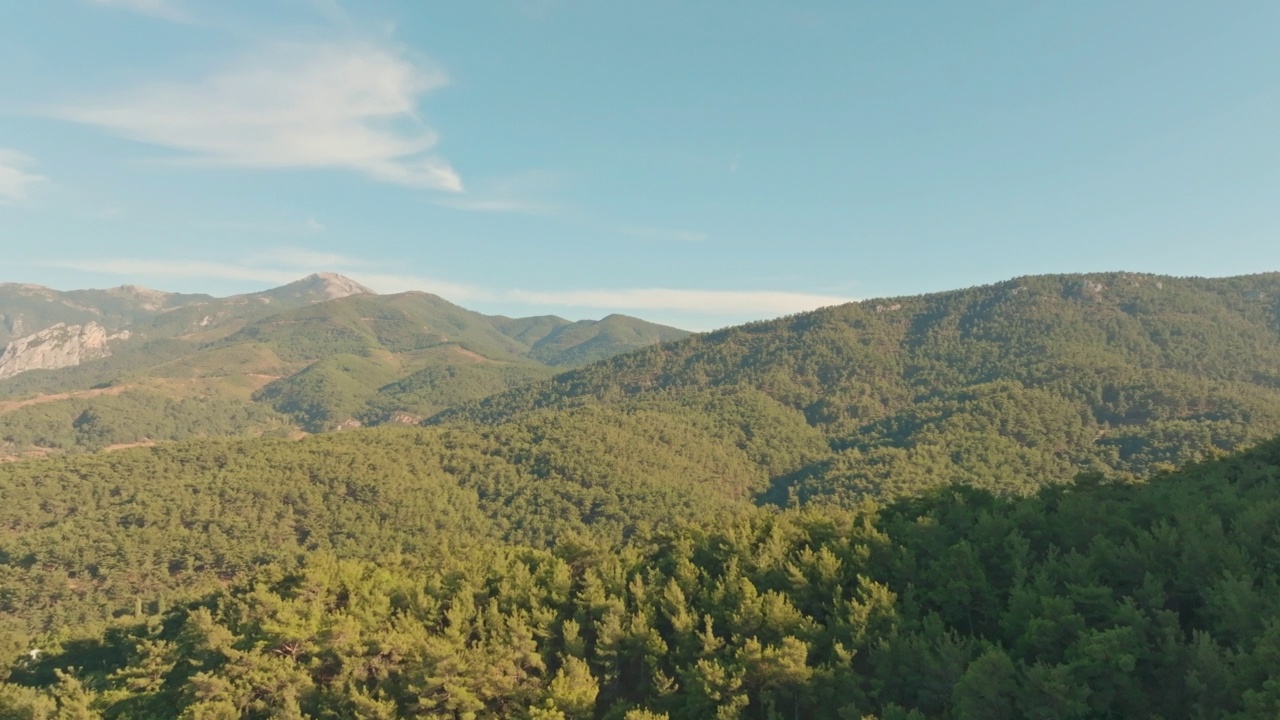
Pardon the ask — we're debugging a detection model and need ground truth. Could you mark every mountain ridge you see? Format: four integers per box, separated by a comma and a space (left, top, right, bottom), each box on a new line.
0, 273, 692, 454
433, 270, 1280, 500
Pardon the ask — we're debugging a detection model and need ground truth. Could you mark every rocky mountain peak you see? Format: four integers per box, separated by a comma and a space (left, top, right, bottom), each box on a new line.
295, 273, 376, 300
242, 273, 376, 305
105, 284, 175, 310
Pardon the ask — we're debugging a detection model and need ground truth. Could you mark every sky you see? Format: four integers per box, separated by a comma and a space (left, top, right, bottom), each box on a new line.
1, 1, 1279, 330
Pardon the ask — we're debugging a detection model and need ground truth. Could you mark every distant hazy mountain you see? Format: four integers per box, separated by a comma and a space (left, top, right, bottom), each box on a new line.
0, 274, 689, 456
0, 282, 213, 346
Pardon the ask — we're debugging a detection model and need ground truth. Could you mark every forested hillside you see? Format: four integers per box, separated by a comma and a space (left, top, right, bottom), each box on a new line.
440, 272, 1280, 500
0, 399, 815, 636
4, 429, 1280, 718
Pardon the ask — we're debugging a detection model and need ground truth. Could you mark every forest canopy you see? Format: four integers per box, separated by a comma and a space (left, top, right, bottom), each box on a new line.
3, 432, 1280, 718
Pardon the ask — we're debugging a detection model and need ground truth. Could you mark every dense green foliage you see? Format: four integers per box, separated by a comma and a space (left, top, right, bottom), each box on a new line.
254, 350, 556, 432
442, 273, 1280, 499
0, 400, 815, 635
364, 356, 553, 423
5, 435, 1280, 718
0, 390, 287, 453
253, 354, 404, 432
523, 315, 691, 367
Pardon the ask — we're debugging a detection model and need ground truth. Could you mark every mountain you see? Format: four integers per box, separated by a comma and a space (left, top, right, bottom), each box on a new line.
8, 269, 1280, 497
0, 282, 213, 347
255, 272, 374, 302
522, 313, 692, 366
0, 274, 371, 383
436, 272, 1280, 501
0, 275, 690, 456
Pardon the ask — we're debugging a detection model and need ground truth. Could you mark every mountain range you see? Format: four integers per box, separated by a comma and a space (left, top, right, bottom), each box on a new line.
4, 269, 1280, 717
0, 274, 688, 456
5, 269, 1280, 498
440, 271, 1280, 498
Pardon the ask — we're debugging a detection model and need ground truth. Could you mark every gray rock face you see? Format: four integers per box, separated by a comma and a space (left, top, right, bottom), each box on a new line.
308, 273, 374, 300
255, 273, 375, 302
0, 322, 130, 379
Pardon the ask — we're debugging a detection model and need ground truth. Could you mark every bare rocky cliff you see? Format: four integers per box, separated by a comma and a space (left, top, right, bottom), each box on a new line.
0, 322, 130, 380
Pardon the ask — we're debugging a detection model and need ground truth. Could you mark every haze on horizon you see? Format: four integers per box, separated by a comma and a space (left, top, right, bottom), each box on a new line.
1, 1, 1278, 329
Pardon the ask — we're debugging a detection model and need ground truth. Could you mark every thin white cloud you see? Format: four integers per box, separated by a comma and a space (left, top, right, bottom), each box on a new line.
433, 170, 560, 214
434, 197, 557, 214
84, 0, 189, 22
50, 259, 302, 285
507, 288, 852, 315
52, 41, 462, 192
45, 255, 494, 304
206, 217, 330, 235
341, 272, 497, 303
621, 226, 708, 243
0, 149, 45, 205
45, 254, 851, 316
243, 247, 367, 269
292, 0, 348, 23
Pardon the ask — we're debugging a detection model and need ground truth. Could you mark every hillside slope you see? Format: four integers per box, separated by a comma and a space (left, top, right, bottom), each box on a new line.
5, 427, 1280, 718
437, 272, 1280, 499
0, 403, 799, 634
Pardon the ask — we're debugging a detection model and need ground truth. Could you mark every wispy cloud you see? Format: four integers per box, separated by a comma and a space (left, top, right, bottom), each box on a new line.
621, 226, 708, 243
51, 259, 302, 285
0, 149, 45, 204
433, 171, 560, 214
242, 247, 367, 269
45, 254, 494, 304
291, 0, 348, 23
51, 41, 462, 192
337, 272, 496, 303
207, 218, 328, 235
48, 251, 852, 317
507, 288, 851, 315
84, 0, 189, 22
434, 197, 556, 214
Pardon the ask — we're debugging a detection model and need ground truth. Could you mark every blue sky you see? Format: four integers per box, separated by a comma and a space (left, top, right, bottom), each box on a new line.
1, 1, 1279, 329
